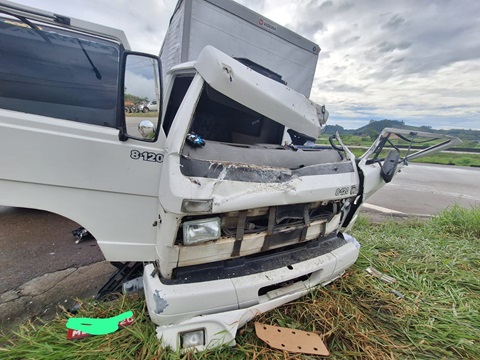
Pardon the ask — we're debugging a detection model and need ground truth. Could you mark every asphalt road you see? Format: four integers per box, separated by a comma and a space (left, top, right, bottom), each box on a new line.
1, 163, 479, 294
0, 207, 105, 294
365, 163, 480, 215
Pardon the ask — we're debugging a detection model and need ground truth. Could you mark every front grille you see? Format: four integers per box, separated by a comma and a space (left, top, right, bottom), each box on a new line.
163, 234, 347, 284
176, 201, 342, 246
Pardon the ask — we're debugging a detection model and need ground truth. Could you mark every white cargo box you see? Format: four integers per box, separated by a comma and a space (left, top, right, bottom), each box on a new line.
160, 0, 320, 97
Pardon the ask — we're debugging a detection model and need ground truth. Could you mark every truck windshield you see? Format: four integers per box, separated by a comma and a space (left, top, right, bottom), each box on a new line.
189, 84, 284, 145
0, 17, 120, 127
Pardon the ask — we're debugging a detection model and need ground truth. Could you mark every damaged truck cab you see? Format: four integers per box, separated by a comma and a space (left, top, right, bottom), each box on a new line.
142, 46, 362, 347
0, 0, 460, 351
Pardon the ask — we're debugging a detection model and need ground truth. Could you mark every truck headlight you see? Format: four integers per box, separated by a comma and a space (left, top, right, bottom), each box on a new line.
183, 217, 221, 245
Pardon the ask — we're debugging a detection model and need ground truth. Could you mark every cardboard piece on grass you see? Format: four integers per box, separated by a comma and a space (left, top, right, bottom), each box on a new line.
254, 322, 329, 356
66, 311, 133, 337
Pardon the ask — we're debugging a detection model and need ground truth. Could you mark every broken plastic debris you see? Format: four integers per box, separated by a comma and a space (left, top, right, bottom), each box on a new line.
254, 322, 329, 356
342, 233, 360, 249
66, 310, 133, 336
391, 289, 405, 298
72, 226, 94, 244
365, 266, 396, 283
66, 315, 134, 340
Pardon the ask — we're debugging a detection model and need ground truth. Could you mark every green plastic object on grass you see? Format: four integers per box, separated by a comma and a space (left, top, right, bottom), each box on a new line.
66, 311, 133, 335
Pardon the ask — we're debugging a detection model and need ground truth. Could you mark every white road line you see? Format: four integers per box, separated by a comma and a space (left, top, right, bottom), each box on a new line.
362, 203, 404, 214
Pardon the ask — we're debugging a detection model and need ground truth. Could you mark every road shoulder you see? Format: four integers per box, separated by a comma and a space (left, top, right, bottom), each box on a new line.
0, 261, 115, 331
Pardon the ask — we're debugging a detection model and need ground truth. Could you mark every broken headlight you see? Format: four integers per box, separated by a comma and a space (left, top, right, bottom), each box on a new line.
182, 217, 221, 245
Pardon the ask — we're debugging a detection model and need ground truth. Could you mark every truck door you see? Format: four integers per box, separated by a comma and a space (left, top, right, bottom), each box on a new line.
0, 15, 164, 261
340, 128, 461, 231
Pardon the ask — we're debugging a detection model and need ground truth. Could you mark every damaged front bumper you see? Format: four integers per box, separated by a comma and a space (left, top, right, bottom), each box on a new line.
143, 237, 359, 351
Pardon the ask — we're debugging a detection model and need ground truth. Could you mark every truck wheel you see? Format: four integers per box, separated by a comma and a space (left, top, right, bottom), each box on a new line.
142, 107, 149, 113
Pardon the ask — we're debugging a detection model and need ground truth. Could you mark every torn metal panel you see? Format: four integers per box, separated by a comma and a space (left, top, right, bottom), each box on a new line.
180, 157, 355, 182
182, 141, 344, 168
359, 127, 462, 164
195, 46, 325, 138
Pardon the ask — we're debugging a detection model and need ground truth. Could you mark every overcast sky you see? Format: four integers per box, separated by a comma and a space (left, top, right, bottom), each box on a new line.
10, 0, 480, 130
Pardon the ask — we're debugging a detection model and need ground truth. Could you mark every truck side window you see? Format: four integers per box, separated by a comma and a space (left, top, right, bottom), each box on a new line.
0, 17, 120, 127
162, 75, 194, 136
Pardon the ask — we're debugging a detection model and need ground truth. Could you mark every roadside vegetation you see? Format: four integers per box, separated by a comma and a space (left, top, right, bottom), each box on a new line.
317, 134, 480, 167
346, 148, 480, 167
1, 206, 479, 359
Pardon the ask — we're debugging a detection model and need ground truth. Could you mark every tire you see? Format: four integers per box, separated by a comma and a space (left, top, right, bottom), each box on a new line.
142, 107, 149, 113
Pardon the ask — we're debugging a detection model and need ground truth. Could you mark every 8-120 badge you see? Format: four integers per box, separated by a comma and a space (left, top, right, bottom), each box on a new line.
130, 150, 163, 163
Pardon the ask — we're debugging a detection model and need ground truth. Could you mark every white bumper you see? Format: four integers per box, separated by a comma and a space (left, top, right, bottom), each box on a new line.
143, 240, 359, 351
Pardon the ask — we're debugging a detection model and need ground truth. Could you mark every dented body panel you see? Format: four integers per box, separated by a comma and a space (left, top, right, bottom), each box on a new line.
195, 46, 326, 138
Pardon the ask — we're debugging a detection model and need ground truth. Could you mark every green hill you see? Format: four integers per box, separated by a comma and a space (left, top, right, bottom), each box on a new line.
324, 120, 480, 142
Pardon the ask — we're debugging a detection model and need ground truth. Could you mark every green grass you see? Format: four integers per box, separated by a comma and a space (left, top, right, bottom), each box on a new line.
317, 135, 480, 150
409, 153, 480, 167
348, 148, 480, 167
2, 206, 479, 359
318, 134, 480, 167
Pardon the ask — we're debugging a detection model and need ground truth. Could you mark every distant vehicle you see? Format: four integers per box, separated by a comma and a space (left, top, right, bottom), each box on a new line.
142, 100, 158, 113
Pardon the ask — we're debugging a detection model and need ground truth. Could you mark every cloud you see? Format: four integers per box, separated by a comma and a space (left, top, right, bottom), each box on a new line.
381, 14, 406, 30
10, 0, 480, 130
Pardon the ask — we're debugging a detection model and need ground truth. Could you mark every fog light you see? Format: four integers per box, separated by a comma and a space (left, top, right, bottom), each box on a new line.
183, 217, 221, 245
180, 329, 205, 348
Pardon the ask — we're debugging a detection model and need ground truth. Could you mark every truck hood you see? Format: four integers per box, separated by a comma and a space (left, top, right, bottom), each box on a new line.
194, 45, 325, 139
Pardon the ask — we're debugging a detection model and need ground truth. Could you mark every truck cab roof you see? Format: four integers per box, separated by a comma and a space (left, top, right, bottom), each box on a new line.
0, 0, 130, 48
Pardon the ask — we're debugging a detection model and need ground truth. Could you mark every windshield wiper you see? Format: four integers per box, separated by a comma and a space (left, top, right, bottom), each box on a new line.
77, 39, 102, 80
1, 10, 39, 29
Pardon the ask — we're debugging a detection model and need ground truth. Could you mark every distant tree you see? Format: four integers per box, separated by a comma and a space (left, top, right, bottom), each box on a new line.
419, 125, 432, 132
324, 124, 345, 134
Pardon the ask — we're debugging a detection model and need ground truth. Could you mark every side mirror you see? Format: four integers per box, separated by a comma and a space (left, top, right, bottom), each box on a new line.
120, 52, 161, 141
380, 149, 400, 183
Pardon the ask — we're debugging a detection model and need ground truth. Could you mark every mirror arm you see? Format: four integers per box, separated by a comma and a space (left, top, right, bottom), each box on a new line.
118, 130, 128, 141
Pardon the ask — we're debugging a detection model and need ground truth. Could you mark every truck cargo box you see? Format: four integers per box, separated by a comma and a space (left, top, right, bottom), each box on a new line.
160, 0, 320, 97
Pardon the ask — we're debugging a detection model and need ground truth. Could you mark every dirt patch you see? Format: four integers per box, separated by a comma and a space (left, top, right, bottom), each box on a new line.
361, 208, 431, 224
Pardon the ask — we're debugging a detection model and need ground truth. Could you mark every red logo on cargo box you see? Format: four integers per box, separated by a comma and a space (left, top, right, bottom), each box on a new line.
258, 18, 277, 32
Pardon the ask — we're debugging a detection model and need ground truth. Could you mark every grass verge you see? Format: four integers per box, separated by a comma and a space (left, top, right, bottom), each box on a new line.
1, 206, 479, 359
348, 148, 480, 167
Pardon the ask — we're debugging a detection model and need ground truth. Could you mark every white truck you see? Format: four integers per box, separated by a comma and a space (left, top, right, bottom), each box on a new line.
0, 0, 460, 351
